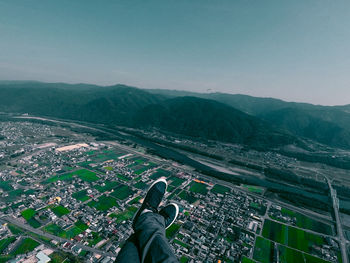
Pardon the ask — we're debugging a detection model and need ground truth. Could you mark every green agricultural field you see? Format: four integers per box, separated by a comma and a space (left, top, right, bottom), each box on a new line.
75, 220, 89, 231
134, 181, 148, 190
117, 174, 130, 182
10, 238, 39, 256
49, 252, 70, 263
168, 188, 182, 200
304, 254, 333, 263
134, 176, 142, 181
65, 226, 83, 239
178, 191, 198, 204
72, 190, 90, 202
277, 207, 334, 236
111, 206, 138, 224
73, 169, 99, 182
189, 181, 208, 195
132, 162, 157, 175
166, 223, 181, 239
134, 166, 149, 175
46, 169, 99, 184
250, 202, 267, 216
88, 195, 119, 211
135, 158, 146, 164
241, 256, 256, 263
278, 244, 304, 263
167, 185, 175, 193
253, 236, 274, 263
0, 255, 13, 262
72, 189, 90, 202
95, 181, 119, 193
173, 239, 189, 248
262, 219, 326, 254
242, 184, 265, 194
51, 205, 70, 217
8, 224, 24, 235
211, 184, 230, 194
179, 256, 189, 263
45, 173, 74, 183
104, 166, 113, 171
21, 208, 41, 228
92, 151, 123, 162
169, 176, 185, 187
88, 232, 103, 247
21, 208, 36, 220
26, 232, 51, 243
2, 189, 25, 202
0, 237, 16, 253
150, 169, 171, 180
26, 218, 41, 228
110, 184, 134, 200
0, 180, 13, 191
43, 223, 66, 237
129, 196, 142, 205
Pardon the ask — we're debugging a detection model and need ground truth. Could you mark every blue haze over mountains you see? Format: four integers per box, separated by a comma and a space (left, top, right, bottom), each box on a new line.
1, 81, 350, 150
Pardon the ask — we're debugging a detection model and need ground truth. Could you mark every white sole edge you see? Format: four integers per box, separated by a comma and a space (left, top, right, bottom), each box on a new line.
165, 203, 179, 229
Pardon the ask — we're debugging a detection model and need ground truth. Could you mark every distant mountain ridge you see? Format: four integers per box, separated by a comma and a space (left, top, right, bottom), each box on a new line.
132, 96, 297, 148
1, 81, 350, 149
146, 89, 350, 149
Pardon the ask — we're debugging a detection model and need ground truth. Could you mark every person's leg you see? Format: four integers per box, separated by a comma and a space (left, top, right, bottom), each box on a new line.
134, 210, 179, 263
115, 234, 141, 263
132, 178, 179, 263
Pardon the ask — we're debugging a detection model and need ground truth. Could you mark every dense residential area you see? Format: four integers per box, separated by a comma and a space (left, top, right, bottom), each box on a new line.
0, 121, 345, 263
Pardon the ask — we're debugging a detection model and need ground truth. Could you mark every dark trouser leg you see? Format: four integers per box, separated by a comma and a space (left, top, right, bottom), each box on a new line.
115, 234, 141, 263
134, 212, 179, 263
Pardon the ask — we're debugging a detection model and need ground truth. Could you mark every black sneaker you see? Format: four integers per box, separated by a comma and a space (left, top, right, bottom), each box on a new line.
159, 203, 179, 229
132, 178, 167, 229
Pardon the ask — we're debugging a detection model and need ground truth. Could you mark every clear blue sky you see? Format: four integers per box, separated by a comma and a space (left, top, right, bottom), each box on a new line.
0, 0, 349, 105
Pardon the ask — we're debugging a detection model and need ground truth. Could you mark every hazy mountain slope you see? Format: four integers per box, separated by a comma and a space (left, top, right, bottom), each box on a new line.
2, 81, 350, 149
0, 82, 299, 149
147, 89, 350, 149
133, 96, 298, 148
261, 108, 350, 149
146, 89, 317, 115
0, 84, 163, 124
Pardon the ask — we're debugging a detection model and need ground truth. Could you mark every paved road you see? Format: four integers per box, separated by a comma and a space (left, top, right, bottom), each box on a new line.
0, 215, 116, 258
325, 176, 348, 263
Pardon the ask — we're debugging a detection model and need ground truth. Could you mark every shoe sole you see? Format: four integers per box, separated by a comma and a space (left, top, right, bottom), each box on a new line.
132, 177, 168, 224
165, 203, 179, 229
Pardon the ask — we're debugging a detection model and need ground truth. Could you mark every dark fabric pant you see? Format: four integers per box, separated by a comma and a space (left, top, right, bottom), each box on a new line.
115, 212, 179, 263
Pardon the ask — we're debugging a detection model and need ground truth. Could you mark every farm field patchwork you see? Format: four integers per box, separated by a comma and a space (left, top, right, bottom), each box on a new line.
88, 195, 119, 211
189, 181, 208, 195
11, 238, 39, 256
262, 219, 326, 254
149, 169, 171, 180
253, 236, 274, 263
169, 176, 185, 187
95, 181, 119, 193
51, 205, 70, 217
211, 184, 230, 194
110, 184, 134, 200
21, 208, 41, 228
0, 237, 16, 253
72, 189, 90, 202
178, 191, 198, 204
273, 207, 334, 236
110, 206, 138, 224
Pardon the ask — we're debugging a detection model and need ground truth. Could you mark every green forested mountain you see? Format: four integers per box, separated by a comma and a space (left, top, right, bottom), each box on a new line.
132, 96, 297, 148
1, 81, 350, 149
147, 89, 350, 149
